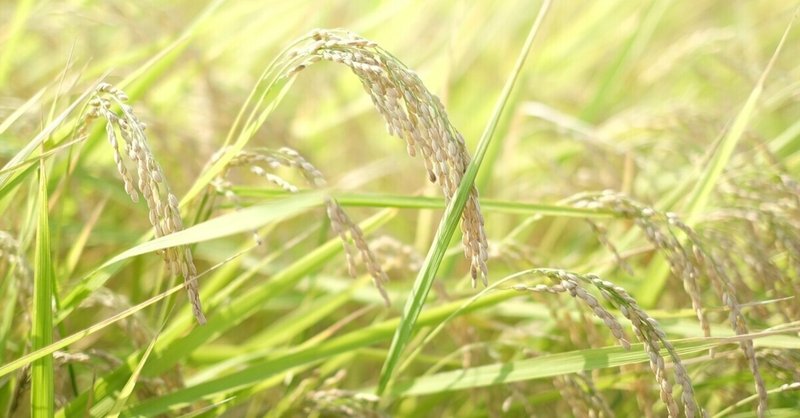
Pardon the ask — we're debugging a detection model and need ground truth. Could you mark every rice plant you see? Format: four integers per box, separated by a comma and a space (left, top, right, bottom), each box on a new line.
1, 1, 799, 417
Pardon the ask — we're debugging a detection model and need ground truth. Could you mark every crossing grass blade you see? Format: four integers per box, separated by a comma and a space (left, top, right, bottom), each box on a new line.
101, 191, 324, 268
384, 328, 800, 398
0, 283, 184, 379
105, 328, 163, 418
232, 188, 616, 218
386, 339, 721, 397
30, 162, 54, 418
376, 0, 553, 395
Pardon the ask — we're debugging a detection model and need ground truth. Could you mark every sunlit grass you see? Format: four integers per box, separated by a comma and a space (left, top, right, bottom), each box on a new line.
1, 1, 799, 417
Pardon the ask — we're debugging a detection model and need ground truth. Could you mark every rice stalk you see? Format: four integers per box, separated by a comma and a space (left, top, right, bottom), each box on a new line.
9, 364, 30, 416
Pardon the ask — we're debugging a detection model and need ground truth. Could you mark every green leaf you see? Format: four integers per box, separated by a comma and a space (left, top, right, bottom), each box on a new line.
57, 209, 397, 418
386, 339, 722, 397
233, 188, 615, 218
105, 328, 162, 418
0, 86, 94, 194
102, 191, 324, 267
31, 162, 54, 418
120, 291, 517, 417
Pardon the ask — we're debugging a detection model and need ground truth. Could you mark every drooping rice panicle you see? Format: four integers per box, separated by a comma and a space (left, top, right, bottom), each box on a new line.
208, 146, 390, 305
81, 83, 206, 324
571, 192, 709, 338
571, 191, 766, 415
513, 272, 630, 351
514, 268, 700, 418
281, 29, 488, 287
590, 275, 698, 418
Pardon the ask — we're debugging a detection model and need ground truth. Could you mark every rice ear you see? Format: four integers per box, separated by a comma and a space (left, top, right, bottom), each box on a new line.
514, 268, 700, 418
284, 29, 489, 287
210, 147, 392, 305
85, 83, 206, 325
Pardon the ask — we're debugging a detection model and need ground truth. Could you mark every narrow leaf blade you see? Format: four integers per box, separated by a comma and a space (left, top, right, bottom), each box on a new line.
31, 162, 54, 418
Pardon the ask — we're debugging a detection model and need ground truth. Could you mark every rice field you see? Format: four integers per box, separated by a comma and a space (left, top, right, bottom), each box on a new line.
1, 1, 799, 417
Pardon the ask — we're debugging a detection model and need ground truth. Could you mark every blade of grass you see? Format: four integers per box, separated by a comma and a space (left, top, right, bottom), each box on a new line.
186, 276, 371, 367
121, 290, 518, 416
241, 278, 366, 350
31, 162, 54, 418
0, 162, 37, 204
394, 273, 524, 380
769, 118, 800, 159
58, 209, 397, 418
105, 327, 163, 418
376, 0, 553, 395
101, 191, 323, 268
580, 0, 669, 121
386, 339, 722, 397
62, 197, 107, 278
232, 188, 615, 218
0, 135, 89, 179
385, 328, 800, 398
